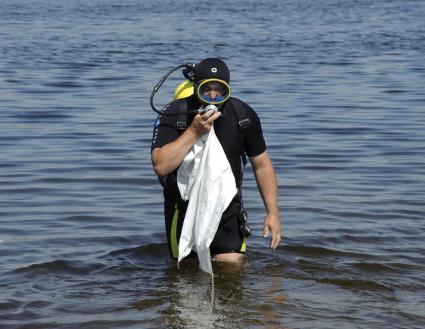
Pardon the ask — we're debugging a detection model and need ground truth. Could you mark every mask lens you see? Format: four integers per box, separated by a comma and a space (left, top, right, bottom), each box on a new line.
197, 79, 230, 104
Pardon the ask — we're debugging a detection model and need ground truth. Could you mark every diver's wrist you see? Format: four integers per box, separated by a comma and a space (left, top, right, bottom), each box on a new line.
266, 209, 280, 217
186, 125, 202, 141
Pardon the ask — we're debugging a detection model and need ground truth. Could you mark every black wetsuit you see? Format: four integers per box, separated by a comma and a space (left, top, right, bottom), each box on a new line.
151, 95, 266, 259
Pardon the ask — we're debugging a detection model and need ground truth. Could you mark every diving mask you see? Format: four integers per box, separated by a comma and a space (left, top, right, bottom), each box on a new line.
196, 78, 231, 105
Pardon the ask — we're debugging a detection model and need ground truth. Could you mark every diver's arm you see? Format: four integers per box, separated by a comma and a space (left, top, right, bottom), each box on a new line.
152, 110, 221, 176
152, 128, 198, 176
250, 151, 281, 249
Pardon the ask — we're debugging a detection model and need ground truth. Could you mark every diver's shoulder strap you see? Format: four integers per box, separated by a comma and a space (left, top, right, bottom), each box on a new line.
228, 98, 252, 167
176, 99, 188, 130
229, 98, 252, 134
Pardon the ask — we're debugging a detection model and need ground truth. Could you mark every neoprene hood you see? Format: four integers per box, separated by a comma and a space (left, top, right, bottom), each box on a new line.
194, 58, 230, 83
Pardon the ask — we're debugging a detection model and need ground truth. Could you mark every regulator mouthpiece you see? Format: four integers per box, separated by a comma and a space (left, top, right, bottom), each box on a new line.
202, 104, 218, 113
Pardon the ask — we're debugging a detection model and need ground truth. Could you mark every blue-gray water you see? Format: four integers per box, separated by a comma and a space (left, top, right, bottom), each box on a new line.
1, 0, 425, 328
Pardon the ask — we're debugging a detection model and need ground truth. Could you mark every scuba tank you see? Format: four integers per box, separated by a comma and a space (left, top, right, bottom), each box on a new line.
174, 80, 194, 100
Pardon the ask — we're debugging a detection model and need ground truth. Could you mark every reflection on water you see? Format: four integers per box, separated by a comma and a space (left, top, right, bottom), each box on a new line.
134, 256, 289, 329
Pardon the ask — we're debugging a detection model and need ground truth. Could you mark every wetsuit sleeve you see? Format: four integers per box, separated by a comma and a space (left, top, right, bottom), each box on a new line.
244, 109, 267, 157
151, 102, 180, 151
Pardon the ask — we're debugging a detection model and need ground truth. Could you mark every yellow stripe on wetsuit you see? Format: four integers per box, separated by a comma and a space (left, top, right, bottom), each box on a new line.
240, 238, 247, 253
170, 203, 179, 258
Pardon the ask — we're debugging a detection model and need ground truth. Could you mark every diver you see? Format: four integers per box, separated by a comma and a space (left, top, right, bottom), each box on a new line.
151, 58, 281, 263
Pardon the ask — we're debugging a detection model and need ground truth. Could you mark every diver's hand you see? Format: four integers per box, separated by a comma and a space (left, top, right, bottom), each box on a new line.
188, 110, 221, 138
263, 213, 281, 249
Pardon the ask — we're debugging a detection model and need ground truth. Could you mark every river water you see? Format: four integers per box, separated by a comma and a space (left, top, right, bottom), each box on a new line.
1, 0, 424, 328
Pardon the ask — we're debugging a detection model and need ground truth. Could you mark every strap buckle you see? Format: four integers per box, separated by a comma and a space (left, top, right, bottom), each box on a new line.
177, 121, 187, 130
238, 118, 251, 131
